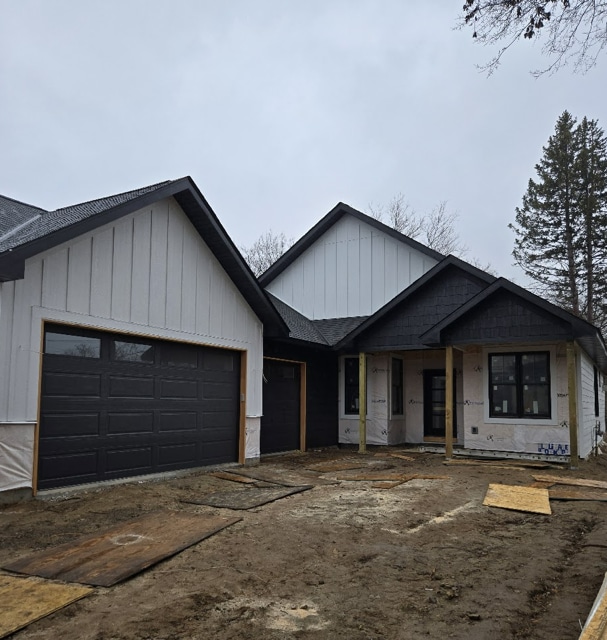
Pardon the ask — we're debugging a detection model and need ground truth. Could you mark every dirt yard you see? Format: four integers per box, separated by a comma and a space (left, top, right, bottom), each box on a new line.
3, 447, 607, 640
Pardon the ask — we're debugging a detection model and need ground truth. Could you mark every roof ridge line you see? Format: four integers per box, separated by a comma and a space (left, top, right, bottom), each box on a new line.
52, 179, 175, 213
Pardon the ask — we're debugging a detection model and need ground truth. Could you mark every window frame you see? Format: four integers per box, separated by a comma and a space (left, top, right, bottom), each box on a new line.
390, 356, 404, 417
483, 346, 557, 425
343, 356, 361, 416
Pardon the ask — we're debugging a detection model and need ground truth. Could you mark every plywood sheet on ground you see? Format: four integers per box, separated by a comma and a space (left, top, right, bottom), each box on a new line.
228, 468, 337, 487
549, 488, 607, 502
0, 574, 92, 638
580, 571, 607, 639
483, 484, 551, 515
533, 474, 607, 490
183, 486, 312, 510
2, 511, 241, 587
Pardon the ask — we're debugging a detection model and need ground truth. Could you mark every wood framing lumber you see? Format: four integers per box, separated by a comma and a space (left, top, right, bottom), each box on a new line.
533, 475, 607, 490
579, 572, 607, 639
548, 488, 607, 502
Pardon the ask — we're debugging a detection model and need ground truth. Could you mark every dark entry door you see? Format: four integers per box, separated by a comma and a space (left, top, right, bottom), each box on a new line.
261, 359, 301, 454
39, 324, 240, 490
423, 369, 457, 439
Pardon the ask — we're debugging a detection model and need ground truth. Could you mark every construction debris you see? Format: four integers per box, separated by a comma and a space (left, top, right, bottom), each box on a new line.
483, 484, 551, 515
579, 572, 607, 639
533, 475, 607, 490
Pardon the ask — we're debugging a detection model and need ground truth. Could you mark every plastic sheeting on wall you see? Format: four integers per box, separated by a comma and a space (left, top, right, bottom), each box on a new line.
0, 424, 34, 492
245, 417, 261, 460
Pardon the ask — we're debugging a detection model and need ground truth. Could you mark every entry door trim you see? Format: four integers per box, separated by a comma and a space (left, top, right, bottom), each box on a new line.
423, 369, 457, 441
262, 357, 307, 452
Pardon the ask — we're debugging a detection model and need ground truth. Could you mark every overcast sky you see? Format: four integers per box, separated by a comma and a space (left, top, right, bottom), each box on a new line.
1, 1, 605, 281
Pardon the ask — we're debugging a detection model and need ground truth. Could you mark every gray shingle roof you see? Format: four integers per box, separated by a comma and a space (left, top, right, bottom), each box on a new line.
266, 293, 368, 346
0, 181, 171, 253
0, 195, 46, 240
267, 294, 329, 345
311, 316, 369, 345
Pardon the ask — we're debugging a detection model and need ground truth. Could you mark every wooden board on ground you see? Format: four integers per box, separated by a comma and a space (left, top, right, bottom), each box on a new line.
579, 571, 607, 639
306, 460, 366, 473
210, 471, 256, 484
336, 473, 418, 482
0, 574, 92, 639
549, 487, 607, 502
372, 481, 406, 489
338, 473, 448, 483
528, 481, 556, 489
228, 468, 337, 487
445, 460, 550, 471
533, 474, 607, 490
183, 486, 312, 510
483, 484, 551, 515
389, 453, 416, 461
2, 511, 241, 587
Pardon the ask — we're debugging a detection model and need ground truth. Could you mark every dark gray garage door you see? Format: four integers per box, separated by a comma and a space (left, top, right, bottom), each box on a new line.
38, 324, 240, 490
260, 359, 301, 454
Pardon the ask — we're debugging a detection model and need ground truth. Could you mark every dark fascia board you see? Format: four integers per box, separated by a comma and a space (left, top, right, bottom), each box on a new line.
0, 177, 288, 337
420, 277, 605, 349
258, 202, 445, 287
332, 255, 497, 351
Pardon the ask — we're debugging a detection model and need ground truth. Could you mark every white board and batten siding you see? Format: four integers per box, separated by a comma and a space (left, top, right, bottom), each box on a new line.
266, 214, 438, 319
578, 350, 606, 458
0, 197, 264, 490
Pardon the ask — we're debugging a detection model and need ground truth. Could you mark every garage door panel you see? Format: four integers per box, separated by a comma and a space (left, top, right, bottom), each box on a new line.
160, 378, 199, 399
159, 412, 198, 432
157, 442, 198, 466
39, 451, 99, 482
107, 412, 155, 434
39, 325, 241, 490
203, 351, 236, 371
108, 375, 154, 398
201, 441, 237, 464
105, 446, 153, 473
42, 414, 100, 438
43, 372, 101, 397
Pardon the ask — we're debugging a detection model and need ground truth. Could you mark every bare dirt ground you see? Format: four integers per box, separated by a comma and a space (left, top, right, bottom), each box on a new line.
3, 447, 607, 640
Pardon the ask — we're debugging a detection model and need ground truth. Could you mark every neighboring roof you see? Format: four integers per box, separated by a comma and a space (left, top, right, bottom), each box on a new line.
267, 293, 368, 346
0, 195, 46, 239
0, 177, 288, 337
258, 202, 444, 287
333, 255, 496, 350
420, 278, 607, 372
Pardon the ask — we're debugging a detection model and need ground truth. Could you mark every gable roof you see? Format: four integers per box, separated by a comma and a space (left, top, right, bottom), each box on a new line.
333, 255, 496, 350
258, 202, 444, 287
0, 177, 288, 337
420, 278, 607, 371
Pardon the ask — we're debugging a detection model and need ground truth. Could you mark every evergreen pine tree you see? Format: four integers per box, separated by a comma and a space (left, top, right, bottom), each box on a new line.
510, 111, 607, 332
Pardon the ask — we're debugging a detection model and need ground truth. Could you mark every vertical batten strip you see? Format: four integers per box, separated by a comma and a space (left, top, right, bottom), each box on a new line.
567, 340, 579, 468
359, 352, 367, 454
445, 346, 454, 459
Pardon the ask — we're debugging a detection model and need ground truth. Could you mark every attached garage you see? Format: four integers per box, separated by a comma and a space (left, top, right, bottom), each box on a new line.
0, 178, 288, 498
38, 324, 241, 489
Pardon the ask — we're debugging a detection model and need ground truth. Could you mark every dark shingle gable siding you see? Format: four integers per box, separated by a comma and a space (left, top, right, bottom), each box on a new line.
442, 291, 572, 344
349, 269, 487, 351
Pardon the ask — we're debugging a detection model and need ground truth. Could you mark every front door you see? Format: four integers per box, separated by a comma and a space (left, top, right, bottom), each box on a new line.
423, 369, 457, 440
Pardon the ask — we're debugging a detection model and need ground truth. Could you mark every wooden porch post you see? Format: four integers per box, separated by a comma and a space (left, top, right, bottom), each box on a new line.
359, 352, 367, 454
445, 346, 454, 459
567, 341, 579, 469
